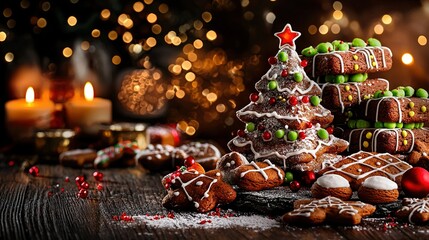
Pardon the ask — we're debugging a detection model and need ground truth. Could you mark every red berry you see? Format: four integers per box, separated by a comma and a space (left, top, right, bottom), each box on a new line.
93, 171, 104, 181
8, 161, 14, 167
257, 124, 265, 131
47, 191, 53, 197
306, 122, 313, 128
269, 97, 276, 105
28, 166, 39, 177
75, 176, 85, 184
65, 177, 70, 182
184, 156, 196, 167
164, 183, 171, 189
281, 69, 288, 77
165, 177, 172, 184
250, 93, 259, 102
237, 129, 245, 137
289, 180, 301, 192
80, 182, 89, 190
326, 127, 334, 134
302, 170, 316, 186
301, 96, 310, 103
97, 184, 103, 191
289, 96, 298, 106
78, 189, 88, 199
268, 57, 277, 65
298, 132, 306, 140
262, 131, 272, 141
301, 59, 308, 67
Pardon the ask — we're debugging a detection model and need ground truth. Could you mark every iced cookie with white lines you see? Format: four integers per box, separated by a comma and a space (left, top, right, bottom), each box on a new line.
396, 197, 429, 224
179, 142, 222, 170
216, 152, 249, 184
137, 144, 187, 172
235, 160, 285, 191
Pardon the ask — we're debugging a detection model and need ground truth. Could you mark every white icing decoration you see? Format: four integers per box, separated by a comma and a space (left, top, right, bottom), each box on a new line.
179, 143, 221, 163
365, 97, 409, 123
362, 176, 397, 190
225, 163, 231, 167
316, 174, 350, 188
239, 159, 283, 180
400, 198, 429, 224
196, 181, 203, 186
287, 196, 366, 217
216, 172, 221, 176
173, 191, 180, 196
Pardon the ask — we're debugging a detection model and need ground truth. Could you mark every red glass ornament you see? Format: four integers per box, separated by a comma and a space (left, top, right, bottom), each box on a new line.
269, 97, 276, 105
298, 132, 306, 140
184, 156, 196, 167
401, 167, 429, 198
262, 131, 272, 141
289, 180, 301, 192
326, 127, 334, 134
80, 182, 89, 190
237, 129, 245, 137
301, 96, 310, 103
93, 171, 104, 181
302, 170, 316, 186
306, 122, 313, 128
301, 59, 308, 67
250, 93, 259, 102
281, 69, 288, 77
289, 96, 298, 106
78, 189, 88, 199
268, 57, 277, 65
28, 166, 39, 177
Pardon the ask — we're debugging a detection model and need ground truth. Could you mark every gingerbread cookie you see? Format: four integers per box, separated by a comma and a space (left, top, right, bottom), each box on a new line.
137, 144, 186, 171
292, 153, 343, 173
162, 169, 236, 213
318, 151, 412, 190
179, 142, 221, 170
282, 196, 376, 225
311, 174, 352, 200
357, 176, 399, 204
407, 140, 429, 170
94, 141, 139, 168
216, 152, 249, 184
235, 160, 285, 191
59, 149, 97, 168
396, 197, 429, 224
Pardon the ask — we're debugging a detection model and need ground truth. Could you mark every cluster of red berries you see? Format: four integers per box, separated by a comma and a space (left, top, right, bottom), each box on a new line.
112, 212, 134, 222
75, 171, 104, 199
286, 170, 316, 192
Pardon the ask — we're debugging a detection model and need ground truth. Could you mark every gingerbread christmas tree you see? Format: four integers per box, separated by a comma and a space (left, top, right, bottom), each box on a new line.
228, 24, 348, 170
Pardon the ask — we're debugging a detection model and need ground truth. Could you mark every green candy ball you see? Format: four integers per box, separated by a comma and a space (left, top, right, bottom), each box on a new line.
284, 172, 294, 184
356, 119, 371, 128
404, 86, 415, 97
301, 46, 317, 57
287, 131, 298, 141
382, 90, 393, 97
397, 89, 405, 97
404, 123, 415, 129
325, 75, 336, 83
294, 72, 303, 82
268, 80, 277, 90
352, 38, 367, 47
416, 88, 429, 98
347, 120, 357, 129
374, 90, 382, 98
363, 73, 368, 81
310, 96, 321, 106
344, 75, 350, 82
391, 89, 399, 97
277, 52, 288, 62
332, 40, 341, 48
374, 121, 384, 128
317, 129, 329, 140
275, 129, 285, 139
415, 123, 423, 128
246, 122, 255, 132
337, 43, 349, 51
384, 122, 396, 129
396, 122, 404, 128
316, 43, 329, 53
335, 75, 346, 83
326, 42, 334, 52
350, 73, 364, 82
367, 38, 382, 47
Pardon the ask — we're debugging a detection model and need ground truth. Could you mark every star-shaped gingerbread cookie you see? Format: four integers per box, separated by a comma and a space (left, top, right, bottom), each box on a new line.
396, 197, 429, 224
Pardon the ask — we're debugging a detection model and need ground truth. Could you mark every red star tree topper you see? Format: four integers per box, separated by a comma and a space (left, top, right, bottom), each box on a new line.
274, 23, 301, 49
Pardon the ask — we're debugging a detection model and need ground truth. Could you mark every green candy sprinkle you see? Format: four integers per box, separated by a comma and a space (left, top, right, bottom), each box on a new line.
367, 38, 382, 47
335, 75, 346, 83
347, 120, 357, 129
277, 52, 288, 62
268, 80, 277, 90
350, 73, 364, 82
310, 95, 321, 106
246, 122, 255, 132
275, 129, 285, 139
316, 43, 329, 53
382, 90, 393, 97
356, 119, 371, 128
284, 172, 294, 184
404, 86, 415, 97
352, 38, 367, 47
416, 88, 429, 98
404, 123, 415, 129
294, 72, 303, 82
301, 46, 317, 57
374, 121, 384, 128
287, 131, 298, 141
317, 129, 329, 140
396, 122, 404, 128
384, 122, 396, 129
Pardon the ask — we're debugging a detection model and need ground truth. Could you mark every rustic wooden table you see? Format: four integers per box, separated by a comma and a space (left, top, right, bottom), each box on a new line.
1, 162, 429, 240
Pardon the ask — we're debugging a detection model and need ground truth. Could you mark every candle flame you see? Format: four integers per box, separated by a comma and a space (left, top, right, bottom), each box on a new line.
25, 87, 35, 103
84, 82, 94, 101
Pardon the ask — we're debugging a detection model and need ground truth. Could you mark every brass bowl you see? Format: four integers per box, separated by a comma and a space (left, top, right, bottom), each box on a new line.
99, 122, 148, 149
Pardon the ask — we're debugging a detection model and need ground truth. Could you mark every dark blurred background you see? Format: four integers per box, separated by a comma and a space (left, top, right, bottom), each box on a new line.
1, 0, 428, 148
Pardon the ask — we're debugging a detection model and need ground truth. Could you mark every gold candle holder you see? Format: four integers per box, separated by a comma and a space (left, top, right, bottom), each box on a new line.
34, 129, 76, 160
99, 122, 148, 149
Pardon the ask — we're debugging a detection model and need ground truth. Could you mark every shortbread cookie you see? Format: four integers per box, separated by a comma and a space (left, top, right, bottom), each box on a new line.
137, 144, 186, 171
396, 197, 429, 224
357, 176, 399, 204
235, 160, 285, 191
216, 152, 249, 184
318, 151, 412, 190
311, 174, 352, 200
179, 142, 221, 170
282, 196, 376, 225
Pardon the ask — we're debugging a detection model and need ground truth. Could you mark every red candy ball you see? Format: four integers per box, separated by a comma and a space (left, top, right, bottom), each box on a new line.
306, 122, 313, 128
401, 167, 429, 198
237, 129, 245, 137
301, 96, 310, 103
78, 189, 88, 199
268, 57, 277, 65
281, 69, 288, 77
302, 170, 316, 186
298, 132, 306, 140
300, 59, 308, 67
184, 156, 196, 167
289, 180, 301, 192
28, 166, 39, 177
80, 182, 89, 190
326, 127, 334, 134
93, 171, 104, 181
289, 96, 298, 106
75, 176, 85, 186
269, 97, 276, 105
262, 131, 272, 141
97, 184, 103, 191
250, 93, 259, 102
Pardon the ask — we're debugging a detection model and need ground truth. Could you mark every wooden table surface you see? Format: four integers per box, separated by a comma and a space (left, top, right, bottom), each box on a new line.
1, 162, 429, 240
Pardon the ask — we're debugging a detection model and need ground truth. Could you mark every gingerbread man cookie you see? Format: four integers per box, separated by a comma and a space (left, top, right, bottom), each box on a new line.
283, 196, 376, 225
396, 197, 429, 224
137, 144, 187, 171
235, 160, 285, 191
216, 152, 249, 184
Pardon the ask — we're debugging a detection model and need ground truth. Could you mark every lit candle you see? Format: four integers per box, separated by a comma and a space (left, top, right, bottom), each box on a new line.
65, 82, 112, 134
5, 86, 55, 141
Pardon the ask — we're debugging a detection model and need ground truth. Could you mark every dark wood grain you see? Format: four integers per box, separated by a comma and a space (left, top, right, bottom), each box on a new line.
0, 164, 428, 240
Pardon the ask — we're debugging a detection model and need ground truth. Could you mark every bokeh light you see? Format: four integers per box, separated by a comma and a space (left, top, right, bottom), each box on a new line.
401, 53, 413, 65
